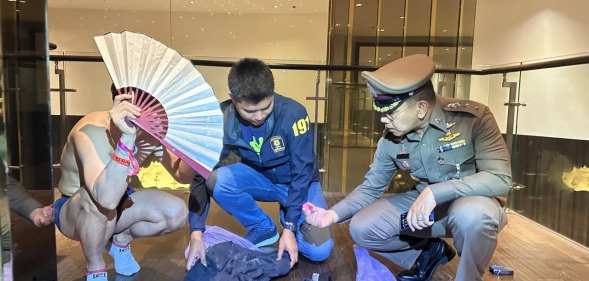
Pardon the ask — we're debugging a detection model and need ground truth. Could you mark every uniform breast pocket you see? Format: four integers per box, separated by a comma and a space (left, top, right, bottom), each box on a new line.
436, 143, 475, 180
393, 157, 413, 171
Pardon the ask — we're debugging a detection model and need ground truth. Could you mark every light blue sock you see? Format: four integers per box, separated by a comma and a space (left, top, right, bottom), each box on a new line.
86, 270, 107, 281
108, 242, 141, 276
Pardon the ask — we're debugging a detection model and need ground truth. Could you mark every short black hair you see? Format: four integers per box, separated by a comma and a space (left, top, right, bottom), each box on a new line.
410, 81, 436, 104
228, 58, 274, 103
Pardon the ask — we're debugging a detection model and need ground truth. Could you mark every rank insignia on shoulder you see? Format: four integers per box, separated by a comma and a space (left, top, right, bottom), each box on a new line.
438, 131, 461, 142
445, 102, 462, 109
437, 139, 466, 153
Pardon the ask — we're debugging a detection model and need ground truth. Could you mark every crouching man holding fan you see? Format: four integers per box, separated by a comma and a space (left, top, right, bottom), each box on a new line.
53, 31, 224, 281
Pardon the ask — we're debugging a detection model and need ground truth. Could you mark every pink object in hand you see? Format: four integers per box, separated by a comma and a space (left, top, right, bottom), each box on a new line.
302, 202, 316, 213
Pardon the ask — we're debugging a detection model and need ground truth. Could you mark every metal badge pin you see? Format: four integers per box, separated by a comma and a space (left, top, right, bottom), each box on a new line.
454, 163, 461, 179
438, 131, 461, 142
437, 156, 444, 164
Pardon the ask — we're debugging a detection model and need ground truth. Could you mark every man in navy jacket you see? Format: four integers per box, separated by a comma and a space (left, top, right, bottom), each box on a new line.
185, 58, 333, 270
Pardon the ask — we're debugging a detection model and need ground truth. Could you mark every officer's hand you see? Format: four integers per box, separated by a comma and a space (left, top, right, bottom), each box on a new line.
407, 187, 436, 232
302, 202, 338, 228
110, 92, 140, 136
29, 205, 53, 227
277, 229, 298, 268
185, 231, 207, 271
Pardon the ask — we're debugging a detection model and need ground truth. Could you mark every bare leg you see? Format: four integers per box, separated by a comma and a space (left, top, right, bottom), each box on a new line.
113, 190, 187, 241
106, 190, 186, 275
59, 189, 117, 280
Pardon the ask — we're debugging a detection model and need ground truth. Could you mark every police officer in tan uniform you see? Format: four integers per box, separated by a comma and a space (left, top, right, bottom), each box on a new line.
303, 54, 511, 281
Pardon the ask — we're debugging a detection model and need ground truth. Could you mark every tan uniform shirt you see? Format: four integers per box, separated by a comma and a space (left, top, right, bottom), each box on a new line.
332, 96, 512, 221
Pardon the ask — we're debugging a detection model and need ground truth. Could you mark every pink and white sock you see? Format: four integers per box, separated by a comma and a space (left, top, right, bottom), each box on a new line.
86, 268, 107, 281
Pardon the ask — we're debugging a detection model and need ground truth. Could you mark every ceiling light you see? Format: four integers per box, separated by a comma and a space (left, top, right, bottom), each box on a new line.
356, 3, 363, 7
399, 16, 405, 19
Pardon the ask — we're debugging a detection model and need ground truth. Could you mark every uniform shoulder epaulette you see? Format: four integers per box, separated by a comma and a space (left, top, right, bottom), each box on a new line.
441, 98, 486, 118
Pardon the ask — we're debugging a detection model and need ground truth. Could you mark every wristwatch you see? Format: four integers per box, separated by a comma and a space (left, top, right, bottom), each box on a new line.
284, 221, 297, 232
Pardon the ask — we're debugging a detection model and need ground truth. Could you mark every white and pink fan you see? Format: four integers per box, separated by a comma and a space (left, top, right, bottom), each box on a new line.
94, 31, 223, 179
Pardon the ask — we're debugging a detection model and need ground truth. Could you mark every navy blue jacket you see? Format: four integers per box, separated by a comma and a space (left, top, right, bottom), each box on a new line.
188, 94, 319, 231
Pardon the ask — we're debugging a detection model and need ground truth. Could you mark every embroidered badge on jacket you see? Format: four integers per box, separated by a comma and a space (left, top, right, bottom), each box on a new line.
270, 136, 285, 153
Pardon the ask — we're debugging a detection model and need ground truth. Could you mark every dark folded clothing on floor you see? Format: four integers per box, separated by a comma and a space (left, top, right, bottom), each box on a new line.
184, 241, 291, 281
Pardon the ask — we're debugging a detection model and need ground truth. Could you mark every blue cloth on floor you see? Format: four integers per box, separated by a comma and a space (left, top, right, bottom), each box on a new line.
354, 245, 397, 281
184, 241, 291, 281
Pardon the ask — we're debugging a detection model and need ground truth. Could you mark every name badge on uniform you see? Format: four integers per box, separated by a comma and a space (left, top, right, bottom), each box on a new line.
438, 131, 461, 142
437, 139, 466, 153
270, 136, 285, 153
396, 153, 409, 159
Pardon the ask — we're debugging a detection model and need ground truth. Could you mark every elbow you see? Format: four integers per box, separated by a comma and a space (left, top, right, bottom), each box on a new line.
175, 171, 196, 184
90, 187, 121, 211
95, 197, 119, 211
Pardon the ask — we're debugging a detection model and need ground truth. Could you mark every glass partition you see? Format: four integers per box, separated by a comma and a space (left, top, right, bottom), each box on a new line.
324, 76, 379, 193
0, 39, 12, 280
506, 64, 589, 246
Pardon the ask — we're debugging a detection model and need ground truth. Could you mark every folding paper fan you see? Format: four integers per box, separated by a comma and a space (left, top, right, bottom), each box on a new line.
94, 31, 223, 179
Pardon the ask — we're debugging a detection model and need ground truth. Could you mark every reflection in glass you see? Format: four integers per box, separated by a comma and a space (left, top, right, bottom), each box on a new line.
0, 11, 12, 280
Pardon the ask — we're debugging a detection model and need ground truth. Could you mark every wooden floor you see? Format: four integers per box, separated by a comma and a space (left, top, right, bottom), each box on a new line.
52, 191, 589, 281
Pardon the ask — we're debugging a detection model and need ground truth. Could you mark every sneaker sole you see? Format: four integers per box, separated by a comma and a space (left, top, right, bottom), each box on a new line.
254, 232, 279, 248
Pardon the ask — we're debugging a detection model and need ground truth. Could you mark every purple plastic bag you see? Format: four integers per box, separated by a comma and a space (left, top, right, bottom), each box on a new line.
185, 225, 260, 258
354, 245, 397, 281
203, 225, 260, 251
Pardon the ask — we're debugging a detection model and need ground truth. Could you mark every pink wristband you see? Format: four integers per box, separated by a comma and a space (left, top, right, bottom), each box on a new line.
117, 141, 139, 176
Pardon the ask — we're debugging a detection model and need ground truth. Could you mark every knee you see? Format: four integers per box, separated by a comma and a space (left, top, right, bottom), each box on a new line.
164, 200, 188, 231
299, 224, 333, 262
449, 207, 499, 238
302, 239, 333, 262
349, 215, 379, 248
210, 165, 240, 198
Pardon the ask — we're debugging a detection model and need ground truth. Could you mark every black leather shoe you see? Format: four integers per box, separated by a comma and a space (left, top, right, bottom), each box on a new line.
397, 238, 456, 281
